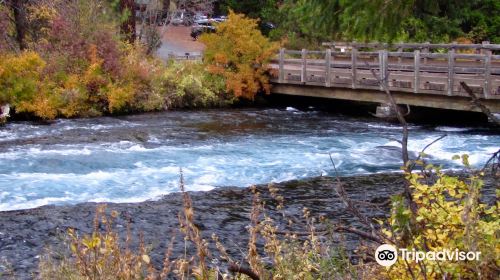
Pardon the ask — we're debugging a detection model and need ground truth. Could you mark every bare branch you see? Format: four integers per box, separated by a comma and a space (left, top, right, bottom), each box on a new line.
460, 82, 500, 126
409, 134, 447, 171
364, 60, 417, 213
328, 154, 390, 243
482, 149, 500, 174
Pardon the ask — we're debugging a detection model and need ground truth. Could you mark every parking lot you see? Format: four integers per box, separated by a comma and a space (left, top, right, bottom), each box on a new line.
155, 25, 205, 60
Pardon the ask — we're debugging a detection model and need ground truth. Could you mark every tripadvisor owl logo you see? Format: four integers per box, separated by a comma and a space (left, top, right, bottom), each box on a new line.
375, 244, 481, 267
375, 244, 398, 267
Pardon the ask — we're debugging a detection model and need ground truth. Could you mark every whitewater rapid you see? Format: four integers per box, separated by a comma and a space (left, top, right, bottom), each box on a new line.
0, 108, 498, 211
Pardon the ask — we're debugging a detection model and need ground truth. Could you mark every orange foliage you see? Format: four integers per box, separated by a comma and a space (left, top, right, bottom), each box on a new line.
200, 11, 279, 100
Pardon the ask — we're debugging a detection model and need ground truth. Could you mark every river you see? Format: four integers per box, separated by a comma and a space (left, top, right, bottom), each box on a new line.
0, 107, 498, 211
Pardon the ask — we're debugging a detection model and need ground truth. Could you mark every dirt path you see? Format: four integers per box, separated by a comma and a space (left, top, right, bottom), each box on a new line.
156, 25, 205, 59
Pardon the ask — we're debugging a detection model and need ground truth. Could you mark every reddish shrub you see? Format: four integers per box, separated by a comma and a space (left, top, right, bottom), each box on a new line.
93, 30, 122, 78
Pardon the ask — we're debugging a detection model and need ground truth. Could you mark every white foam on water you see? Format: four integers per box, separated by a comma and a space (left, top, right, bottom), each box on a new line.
435, 126, 472, 132
0, 130, 17, 141
0, 196, 73, 211
1, 112, 499, 211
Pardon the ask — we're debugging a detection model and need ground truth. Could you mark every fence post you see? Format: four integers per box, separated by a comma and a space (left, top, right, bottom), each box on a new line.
301, 49, 307, 83
378, 50, 388, 88
378, 51, 384, 91
351, 47, 357, 89
278, 48, 285, 83
480, 41, 490, 55
414, 50, 420, 93
447, 48, 455, 96
325, 49, 332, 87
484, 52, 492, 99
423, 41, 430, 64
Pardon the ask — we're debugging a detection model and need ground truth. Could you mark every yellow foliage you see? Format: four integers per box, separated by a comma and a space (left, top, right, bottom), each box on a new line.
40, 205, 154, 280
381, 158, 499, 279
55, 74, 89, 118
0, 52, 46, 103
26, 3, 58, 47
16, 92, 59, 120
106, 83, 135, 113
200, 10, 279, 100
0, 52, 61, 119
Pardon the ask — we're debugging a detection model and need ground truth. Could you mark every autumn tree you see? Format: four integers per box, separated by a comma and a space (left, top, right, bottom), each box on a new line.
200, 11, 278, 100
119, 0, 136, 43
4, 0, 28, 50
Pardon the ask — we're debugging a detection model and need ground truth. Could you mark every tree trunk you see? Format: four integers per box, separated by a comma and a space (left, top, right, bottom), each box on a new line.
163, 0, 171, 17
120, 0, 136, 43
10, 0, 27, 50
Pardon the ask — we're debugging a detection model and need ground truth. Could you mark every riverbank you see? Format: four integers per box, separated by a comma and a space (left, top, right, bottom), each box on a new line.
1, 172, 497, 279
0, 173, 397, 279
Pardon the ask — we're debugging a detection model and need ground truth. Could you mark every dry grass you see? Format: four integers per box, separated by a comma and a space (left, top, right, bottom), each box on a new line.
39, 173, 378, 280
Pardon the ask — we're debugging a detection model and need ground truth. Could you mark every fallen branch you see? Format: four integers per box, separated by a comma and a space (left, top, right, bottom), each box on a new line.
275, 225, 383, 243
228, 263, 260, 280
335, 225, 384, 243
482, 148, 500, 174
460, 82, 500, 126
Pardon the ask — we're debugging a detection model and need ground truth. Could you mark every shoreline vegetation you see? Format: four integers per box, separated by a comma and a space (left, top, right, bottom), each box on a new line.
0, 2, 276, 124
0, 171, 497, 279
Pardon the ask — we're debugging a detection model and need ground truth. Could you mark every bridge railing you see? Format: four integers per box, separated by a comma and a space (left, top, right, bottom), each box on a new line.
270, 44, 500, 99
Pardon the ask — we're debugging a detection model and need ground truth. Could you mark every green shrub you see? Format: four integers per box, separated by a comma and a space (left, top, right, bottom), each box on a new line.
156, 61, 233, 109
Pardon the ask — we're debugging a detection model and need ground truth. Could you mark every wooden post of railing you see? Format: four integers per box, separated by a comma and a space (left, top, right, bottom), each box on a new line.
378, 50, 384, 91
382, 50, 388, 84
351, 47, 357, 88
397, 47, 403, 63
325, 49, 332, 87
447, 48, 455, 96
301, 49, 307, 83
414, 50, 420, 93
423, 42, 429, 64
278, 48, 285, 83
480, 41, 490, 55
483, 41, 492, 98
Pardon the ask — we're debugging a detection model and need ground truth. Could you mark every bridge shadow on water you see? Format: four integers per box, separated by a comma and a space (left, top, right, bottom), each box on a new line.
260, 93, 493, 127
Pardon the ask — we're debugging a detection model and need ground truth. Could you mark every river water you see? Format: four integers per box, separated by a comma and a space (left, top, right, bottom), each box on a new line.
0, 108, 498, 211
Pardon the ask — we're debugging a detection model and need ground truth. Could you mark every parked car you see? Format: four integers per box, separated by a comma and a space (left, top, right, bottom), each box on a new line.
212, 15, 227, 23
193, 12, 208, 24
191, 22, 216, 40
260, 22, 276, 35
171, 10, 193, 26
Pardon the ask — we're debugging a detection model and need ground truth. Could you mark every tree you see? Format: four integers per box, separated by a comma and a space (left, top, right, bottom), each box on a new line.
177, 0, 215, 15
200, 10, 278, 100
119, 0, 136, 43
162, 0, 170, 18
8, 0, 28, 50
295, 0, 500, 43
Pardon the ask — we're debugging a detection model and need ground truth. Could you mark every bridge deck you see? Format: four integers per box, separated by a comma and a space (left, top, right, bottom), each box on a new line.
269, 45, 500, 112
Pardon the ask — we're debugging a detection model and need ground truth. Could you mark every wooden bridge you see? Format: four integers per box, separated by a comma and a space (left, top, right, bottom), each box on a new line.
269, 42, 500, 113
